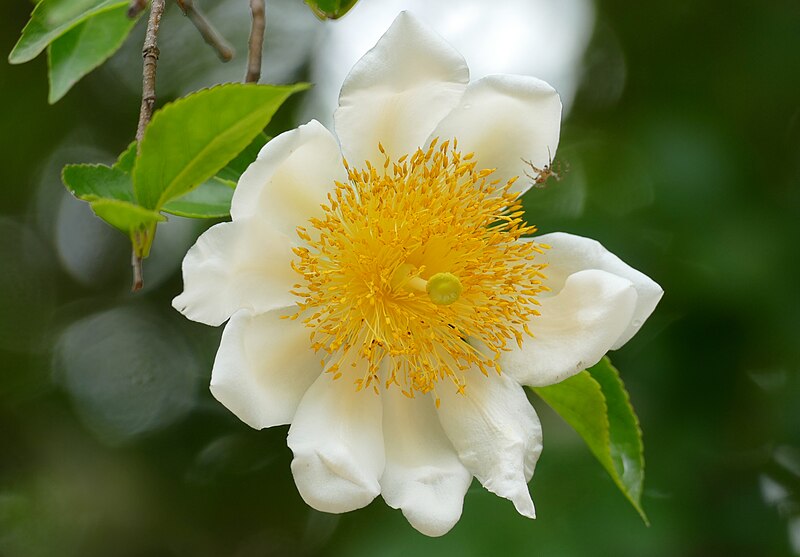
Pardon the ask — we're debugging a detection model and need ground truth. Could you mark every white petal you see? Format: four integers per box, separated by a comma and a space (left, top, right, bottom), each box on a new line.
210, 308, 322, 430
535, 232, 663, 349
334, 11, 469, 167
437, 373, 542, 518
172, 219, 296, 326
431, 74, 562, 195
288, 369, 384, 513
380, 388, 472, 537
503, 269, 637, 387
230, 120, 346, 238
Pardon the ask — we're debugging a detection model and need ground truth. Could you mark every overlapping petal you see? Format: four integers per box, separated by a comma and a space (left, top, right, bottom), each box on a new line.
172, 218, 296, 326
437, 372, 542, 518
288, 367, 385, 513
502, 269, 637, 387
536, 233, 664, 349
431, 74, 562, 194
380, 386, 472, 537
210, 308, 323, 429
334, 11, 469, 166
231, 120, 346, 238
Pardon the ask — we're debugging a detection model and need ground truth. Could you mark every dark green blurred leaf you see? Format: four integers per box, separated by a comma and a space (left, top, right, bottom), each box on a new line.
162, 177, 235, 218
47, 3, 139, 103
304, 0, 359, 20
533, 357, 647, 523
8, 0, 127, 64
62, 163, 135, 202
133, 83, 308, 210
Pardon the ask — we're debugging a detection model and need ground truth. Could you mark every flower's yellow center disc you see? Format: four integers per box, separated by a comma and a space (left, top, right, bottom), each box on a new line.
289, 138, 547, 401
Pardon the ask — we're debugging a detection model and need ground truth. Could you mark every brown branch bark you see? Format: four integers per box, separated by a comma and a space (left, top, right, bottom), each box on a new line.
128, 0, 147, 18
176, 0, 234, 62
132, 0, 166, 292
245, 0, 266, 83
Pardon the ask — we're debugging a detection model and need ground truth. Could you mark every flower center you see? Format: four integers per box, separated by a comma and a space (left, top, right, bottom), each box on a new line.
290, 139, 547, 402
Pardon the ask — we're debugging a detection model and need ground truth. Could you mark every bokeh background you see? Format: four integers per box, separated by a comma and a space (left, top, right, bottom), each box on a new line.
2, 0, 799, 555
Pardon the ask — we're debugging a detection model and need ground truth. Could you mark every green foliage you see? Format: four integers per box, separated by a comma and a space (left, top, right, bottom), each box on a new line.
162, 177, 236, 218
8, 0, 128, 64
304, 0, 360, 20
133, 83, 308, 210
533, 357, 647, 523
9, 0, 138, 103
47, 4, 139, 103
60, 84, 305, 264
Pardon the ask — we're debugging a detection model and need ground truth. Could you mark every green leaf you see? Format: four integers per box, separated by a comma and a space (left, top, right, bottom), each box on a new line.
533, 357, 647, 523
162, 177, 235, 218
47, 4, 139, 103
133, 83, 308, 210
61, 162, 162, 257
304, 0, 359, 19
89, 198, 165, 234
9, 0, 127, 64
113, 141, 138, 173
216, 132, 270, 183
62, 163, 135, 203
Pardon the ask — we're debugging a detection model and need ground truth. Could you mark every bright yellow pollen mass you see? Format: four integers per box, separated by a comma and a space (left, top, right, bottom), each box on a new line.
290, 138, 548, 399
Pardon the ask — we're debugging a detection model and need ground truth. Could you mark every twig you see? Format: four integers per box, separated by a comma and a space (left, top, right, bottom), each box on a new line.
176, 0, 234, 62
132, 0, 166, 292
135, 0, 165, 147
131, 250, 144, 292
245, 0, 266, 83
128, 0, 147, 18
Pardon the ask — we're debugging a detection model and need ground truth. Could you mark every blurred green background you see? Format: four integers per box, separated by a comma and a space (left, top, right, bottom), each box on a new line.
2, 0, 799, 555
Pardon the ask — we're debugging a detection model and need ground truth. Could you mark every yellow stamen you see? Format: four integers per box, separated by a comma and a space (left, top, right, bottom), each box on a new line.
290, 139, 547, 396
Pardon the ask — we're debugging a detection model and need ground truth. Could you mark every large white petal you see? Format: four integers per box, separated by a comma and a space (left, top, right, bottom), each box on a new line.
334, 11, 469, 167
210, 308, 322, 430
172, 219, 296, 326
380, 387, 472, 537
230, 120, 346, 238
430, 74, 562, 195
288, 368, 384, 513
437, 372, 542, 518
502, 269, 637, 387
535, 232, 663, 349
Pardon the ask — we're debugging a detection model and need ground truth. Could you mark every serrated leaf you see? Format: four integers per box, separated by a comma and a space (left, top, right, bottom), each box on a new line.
533, 357, 647, 523
9, 0, 127, 64
305, 0, 359, 19
133, 83, 308, 210
47, 4, 138, 103
114, 141, 138, 173
162, 177, 235, 218
62, 163, 135, 203
89, 199, 165, 234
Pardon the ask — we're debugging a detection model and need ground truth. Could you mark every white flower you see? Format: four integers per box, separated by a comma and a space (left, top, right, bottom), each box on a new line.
173, 12, 662, 537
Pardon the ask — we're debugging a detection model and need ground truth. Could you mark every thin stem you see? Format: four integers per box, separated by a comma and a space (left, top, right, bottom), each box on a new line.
176, 0, 234, 62
135, 0, 165, 147
245, 0, 266, 83
131, 0, 166, 292
127, 0, 147, 18
132, 251, 144, 292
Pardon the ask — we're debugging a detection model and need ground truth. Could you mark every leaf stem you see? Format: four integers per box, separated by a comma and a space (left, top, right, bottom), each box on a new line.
176, 0, 234, 62
245, 0, 266, 83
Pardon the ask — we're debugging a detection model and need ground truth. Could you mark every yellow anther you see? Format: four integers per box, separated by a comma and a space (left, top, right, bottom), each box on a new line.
426, 272, 463, 306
